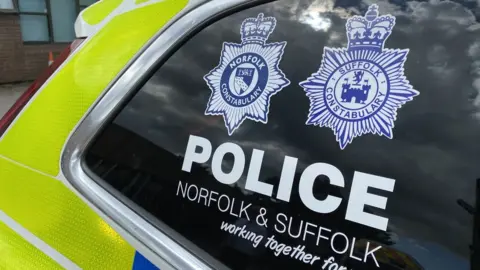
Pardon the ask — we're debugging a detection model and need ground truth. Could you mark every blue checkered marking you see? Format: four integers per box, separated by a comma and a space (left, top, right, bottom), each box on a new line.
132, 252, 159, 270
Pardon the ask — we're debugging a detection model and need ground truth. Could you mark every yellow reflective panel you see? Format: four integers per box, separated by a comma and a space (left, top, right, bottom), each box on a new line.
0, 157, 135, 269
0, 0, 189, 176
135, 0, 151, 4
82, 0, 123, 25
0, 221, 61, 270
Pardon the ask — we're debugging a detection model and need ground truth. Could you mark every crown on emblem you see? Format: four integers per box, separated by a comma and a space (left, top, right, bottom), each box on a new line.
346, 4, 395, 52
241, 13, 277, 44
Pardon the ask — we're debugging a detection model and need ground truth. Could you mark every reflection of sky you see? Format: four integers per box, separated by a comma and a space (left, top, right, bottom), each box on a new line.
299, 10, 332, 31
393, 237, 469, 270
114, 0, 479, 266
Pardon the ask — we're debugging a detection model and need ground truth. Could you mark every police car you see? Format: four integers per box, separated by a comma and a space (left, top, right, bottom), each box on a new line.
0, 0, 478, 269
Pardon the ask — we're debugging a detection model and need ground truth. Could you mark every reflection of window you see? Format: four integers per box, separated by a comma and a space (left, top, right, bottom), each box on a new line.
50, 0, 77, 42
0, 0, 15, 10
78, 0, 95, 12
17, 0, 96, 43
18, 0, 50, 42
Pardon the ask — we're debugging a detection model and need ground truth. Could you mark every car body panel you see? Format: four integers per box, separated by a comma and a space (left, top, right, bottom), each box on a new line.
81, 0, 123, 26
65, 0, 480, 269
75, 0, 177, 38
0, 215, 63, 269
0, 156, 134, 269
0, 0, 188, 176
1, 0, 478, 269
61, 1, 253, 269
0, 0, 188, 268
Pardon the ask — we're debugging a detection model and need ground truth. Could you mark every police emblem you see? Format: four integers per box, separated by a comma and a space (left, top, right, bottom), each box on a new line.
300, 5, 419, 149
204, 13, 290, 135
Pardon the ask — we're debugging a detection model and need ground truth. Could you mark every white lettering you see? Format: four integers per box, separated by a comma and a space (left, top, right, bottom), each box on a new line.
211, 142, 245, 185
277, 155, 298, 202
275, 213, 287, 233
176, 180, 188, 197
187, 184, 198, 201
245, 149, 273, 196
364, 242, 382, 267
345, 171, 395, 231
331, 232, 349, 254
181, 135, 395, 230
218, 194, 230, 212
181, 135, 212, 172
299, 163, 344, 214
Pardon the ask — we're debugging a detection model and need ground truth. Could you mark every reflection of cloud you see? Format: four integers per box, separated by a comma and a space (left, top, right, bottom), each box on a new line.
288, 0, 356, 31
299, 10, 332, 31
426, 44, 455, 78
363, 0, 403, 14
406, 0, 476, 38
468, 40, 480, 120
142, 81, 174, 101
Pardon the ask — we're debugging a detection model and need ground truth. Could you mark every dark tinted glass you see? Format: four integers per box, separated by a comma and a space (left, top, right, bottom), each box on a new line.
85, 1, 479, 269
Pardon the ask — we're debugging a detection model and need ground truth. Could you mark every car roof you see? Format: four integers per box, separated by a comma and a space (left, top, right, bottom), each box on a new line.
75, 0, 206, 38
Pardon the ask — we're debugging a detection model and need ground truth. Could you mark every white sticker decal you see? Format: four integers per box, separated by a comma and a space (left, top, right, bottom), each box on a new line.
181, 134, 395, 232
300, 5, 419, 149
178, 134, 397, 268
204, 13, 290, 135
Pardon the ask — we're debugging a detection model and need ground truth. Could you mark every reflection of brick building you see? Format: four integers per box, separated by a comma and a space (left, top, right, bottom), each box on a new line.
0, 0, 97, 83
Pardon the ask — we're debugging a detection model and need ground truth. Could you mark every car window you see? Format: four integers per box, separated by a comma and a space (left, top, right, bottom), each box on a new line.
84, 0, 477, 269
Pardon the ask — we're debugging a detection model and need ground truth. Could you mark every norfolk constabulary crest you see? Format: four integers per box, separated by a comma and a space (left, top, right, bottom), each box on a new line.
300, 5, 419, 149
204, 13, 290, 135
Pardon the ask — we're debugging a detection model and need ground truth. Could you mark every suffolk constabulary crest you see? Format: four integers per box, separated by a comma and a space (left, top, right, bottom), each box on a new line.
300, 5, 419, 149
204, 13, 290, 135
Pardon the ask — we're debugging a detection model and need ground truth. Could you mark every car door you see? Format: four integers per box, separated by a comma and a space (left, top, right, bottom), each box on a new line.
63, 0, 479, 269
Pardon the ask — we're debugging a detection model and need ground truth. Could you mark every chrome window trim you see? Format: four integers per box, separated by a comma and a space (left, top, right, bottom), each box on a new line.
61, 0, 262, 269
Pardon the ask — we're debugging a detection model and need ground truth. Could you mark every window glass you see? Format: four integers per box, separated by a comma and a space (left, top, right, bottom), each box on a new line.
19, 15, 49, 42
85, 0, 476, 269
0, 0, 14, 9
79, 0, 96, 6
50, 0, 76, 42
18, 0, 46, 13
